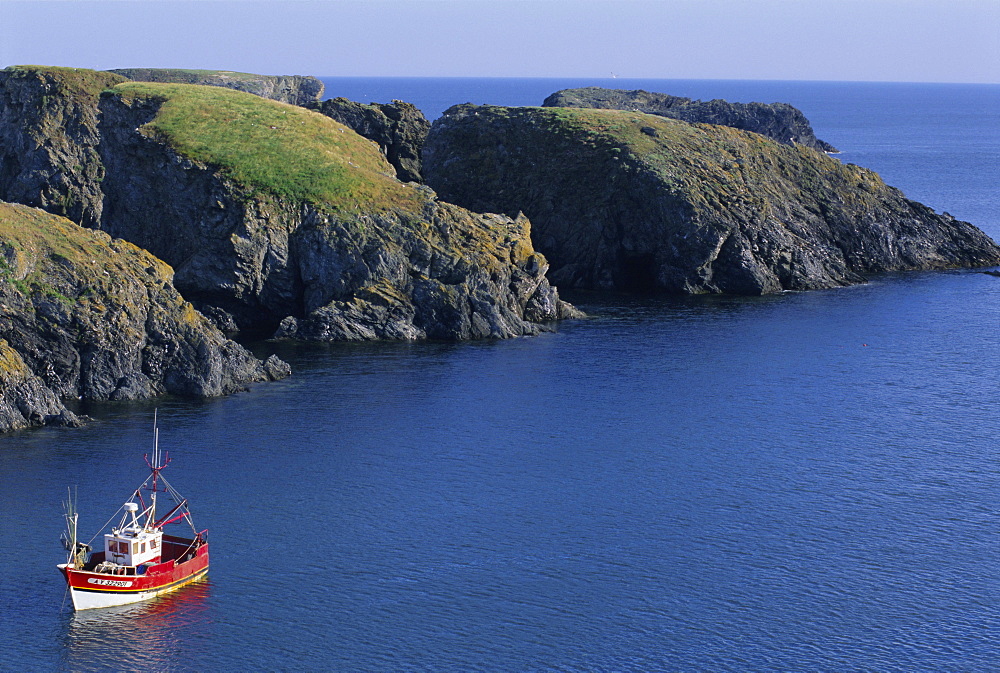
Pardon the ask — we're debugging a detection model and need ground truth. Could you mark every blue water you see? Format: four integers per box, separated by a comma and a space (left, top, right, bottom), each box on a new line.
2, 79, 1000, 672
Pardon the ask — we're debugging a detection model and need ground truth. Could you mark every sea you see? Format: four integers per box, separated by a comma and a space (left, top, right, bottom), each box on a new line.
1, 78, 999, 672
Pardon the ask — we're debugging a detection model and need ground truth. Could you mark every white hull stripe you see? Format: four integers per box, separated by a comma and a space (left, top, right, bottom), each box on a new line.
69, 569, 208, 610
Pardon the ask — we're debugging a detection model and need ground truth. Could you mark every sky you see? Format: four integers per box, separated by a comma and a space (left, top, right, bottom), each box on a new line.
1, 0, 998, 83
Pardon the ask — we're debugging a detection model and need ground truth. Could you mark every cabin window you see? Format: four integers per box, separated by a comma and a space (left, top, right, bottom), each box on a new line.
141, 543, 146, 553
133, 542, 138, 555
151, 539, 158, 549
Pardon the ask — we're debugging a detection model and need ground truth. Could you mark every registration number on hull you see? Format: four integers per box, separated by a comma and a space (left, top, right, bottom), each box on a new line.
87, 578, 134, 588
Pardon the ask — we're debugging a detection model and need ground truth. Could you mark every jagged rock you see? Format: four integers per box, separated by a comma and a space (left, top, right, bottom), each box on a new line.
0, 339, 82, 432
543, 87, 838, 153
263, 354, 291, 380
0, 201, 288, 433
309, 98, 430, 183
424, 104, 1000, 294
108, 68, 324, 106
0, 66, 577, 342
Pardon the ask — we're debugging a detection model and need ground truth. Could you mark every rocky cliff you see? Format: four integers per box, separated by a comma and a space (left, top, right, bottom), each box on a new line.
0, 66, 576, 342
108, 68, 324, 106
423, 104, 1000, 294
0, 201, 287, 433
0, 66, 126, 229
309, 98, 429, 183
543, 87, 837, 153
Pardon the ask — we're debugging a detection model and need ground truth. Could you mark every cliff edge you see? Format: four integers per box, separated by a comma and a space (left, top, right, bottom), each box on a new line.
309, 97, 430, 183
108, 68, 324, 106
543, 87, 837, 153
424, 105, 1000, 294
0, 66, 577, 342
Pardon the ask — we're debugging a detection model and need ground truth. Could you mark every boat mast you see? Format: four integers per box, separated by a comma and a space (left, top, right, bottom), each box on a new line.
144, 410, 170, 529
152, 411, 157, 524
61, 486, 78, 564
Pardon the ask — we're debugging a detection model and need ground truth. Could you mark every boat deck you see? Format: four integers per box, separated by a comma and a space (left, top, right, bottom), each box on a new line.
78, 534, 204, 574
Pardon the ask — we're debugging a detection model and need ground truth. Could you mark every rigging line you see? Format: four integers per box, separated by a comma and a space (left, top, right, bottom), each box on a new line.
81, 478, 147, 546
83, 505, 125, 548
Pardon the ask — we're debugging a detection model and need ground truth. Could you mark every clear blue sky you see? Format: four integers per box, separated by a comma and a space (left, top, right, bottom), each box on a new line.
2, 0, 997, 83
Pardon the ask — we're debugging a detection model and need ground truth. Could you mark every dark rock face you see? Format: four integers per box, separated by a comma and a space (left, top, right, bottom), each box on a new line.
543, 87, 838, 153
0, 67, 126, 228
108, 68, 324, 106
0, 201, 287, 433
274, 202, 581, 341
424, 104, 1000, 294
0, 67, 577, 343
309, 98, 430, 183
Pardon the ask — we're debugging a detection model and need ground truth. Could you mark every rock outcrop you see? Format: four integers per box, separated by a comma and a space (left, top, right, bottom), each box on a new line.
108, 68, 324, 106
0, 66, 577, 342
0, 338, 80, 432
309, 98, 430, 183
0, 201, 287, 433
0, 66, 126, 229
543, 87, 837, 153
424, 104, 1000, 294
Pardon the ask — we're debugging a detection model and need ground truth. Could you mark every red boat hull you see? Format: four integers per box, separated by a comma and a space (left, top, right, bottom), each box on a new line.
59, 535, 209, 611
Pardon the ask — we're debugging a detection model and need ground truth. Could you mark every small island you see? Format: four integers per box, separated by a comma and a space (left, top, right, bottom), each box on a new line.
423, 103, 1000, 293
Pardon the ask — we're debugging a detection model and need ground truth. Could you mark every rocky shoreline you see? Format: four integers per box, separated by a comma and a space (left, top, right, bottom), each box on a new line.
1, 64, 998, 432
0, 201, 288, 432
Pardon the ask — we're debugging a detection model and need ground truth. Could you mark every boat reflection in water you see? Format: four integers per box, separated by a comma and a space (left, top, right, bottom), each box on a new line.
61, 577, 213, 670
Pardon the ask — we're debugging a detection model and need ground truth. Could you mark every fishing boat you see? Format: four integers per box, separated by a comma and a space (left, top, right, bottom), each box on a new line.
57, 420, 209, 611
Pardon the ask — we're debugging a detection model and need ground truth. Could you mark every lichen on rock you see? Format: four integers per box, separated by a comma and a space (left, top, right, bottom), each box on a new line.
0, 66, 578, 343
0, 201, 287, 433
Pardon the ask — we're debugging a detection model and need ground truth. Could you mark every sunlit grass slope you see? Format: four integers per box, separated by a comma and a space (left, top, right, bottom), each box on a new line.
109, 82, 422, 214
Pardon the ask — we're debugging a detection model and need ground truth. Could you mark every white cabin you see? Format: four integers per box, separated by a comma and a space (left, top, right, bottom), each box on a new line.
103, 503, 163, 567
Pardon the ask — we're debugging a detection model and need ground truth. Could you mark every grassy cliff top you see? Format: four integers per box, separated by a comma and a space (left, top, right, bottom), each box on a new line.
108, 68, 278, 83
0, 201, 135, 264
488, 105, 886, 209
107, 81, 422, 214
4, 65, 127, 99
0, 201, 180, 315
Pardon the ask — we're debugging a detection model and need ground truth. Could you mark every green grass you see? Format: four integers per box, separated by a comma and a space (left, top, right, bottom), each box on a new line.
108, 82, 421, 214
532, 105, 888, 213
